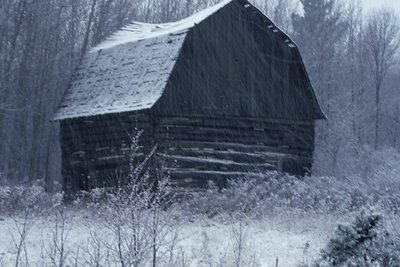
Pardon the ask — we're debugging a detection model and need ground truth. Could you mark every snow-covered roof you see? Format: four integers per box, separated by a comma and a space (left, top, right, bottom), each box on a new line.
54, 0, 233, 120
54, 34, 185, 120
92, 0, 232, 52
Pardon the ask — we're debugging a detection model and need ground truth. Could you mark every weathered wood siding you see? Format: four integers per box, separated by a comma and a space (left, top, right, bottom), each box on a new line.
60, 112, 154, 195
156, 115, 314, 189
61, 112, 314, 195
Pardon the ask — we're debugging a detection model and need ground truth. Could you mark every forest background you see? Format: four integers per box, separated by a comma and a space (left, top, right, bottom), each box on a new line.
0, 0, 399, 189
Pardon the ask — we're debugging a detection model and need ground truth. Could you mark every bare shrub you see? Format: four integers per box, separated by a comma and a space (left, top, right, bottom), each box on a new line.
197, 231, 215, 266
230, 214, 247, 267
100, 168, 181, 266
0, 179, 62, 215
81, 231, 110, 266
229, 213, 261, 267
8, 210, 32, 267
45, 208, 72, 267
5, 180, 59, 267
94, 131, 181, 267
165, 246, 190, 267
182, 149, 400, 217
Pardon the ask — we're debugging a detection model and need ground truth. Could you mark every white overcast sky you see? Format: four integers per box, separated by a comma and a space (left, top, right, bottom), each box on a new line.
361, 0, 400, 13
292, 0, 400, 16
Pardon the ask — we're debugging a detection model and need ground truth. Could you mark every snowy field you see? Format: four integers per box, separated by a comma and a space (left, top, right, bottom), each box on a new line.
0, 211, 337, 267
2, 160, 400, 266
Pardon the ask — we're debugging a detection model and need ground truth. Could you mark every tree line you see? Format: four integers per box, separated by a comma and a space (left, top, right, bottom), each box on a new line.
292, 0, 400, 177
0, 0, 399, 186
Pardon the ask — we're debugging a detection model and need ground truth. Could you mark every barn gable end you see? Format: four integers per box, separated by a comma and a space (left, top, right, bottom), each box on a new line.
55, 0, 325, 196
156, 0, 324, 120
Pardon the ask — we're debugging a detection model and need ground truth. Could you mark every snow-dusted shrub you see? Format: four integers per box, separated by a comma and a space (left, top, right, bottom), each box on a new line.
182, 173, 345, 216
352, 147, 400, 213
84, 132, 182, 266
316, 207, 400, 267
45, 208, 72, 267
182, 167, 400, 217
70, 187, 110, 209
95, 171, 183, 267
355, 146, 400, 183
0, 180, 62, 214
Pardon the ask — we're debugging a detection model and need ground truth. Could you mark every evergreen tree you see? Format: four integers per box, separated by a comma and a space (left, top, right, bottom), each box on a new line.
292, 0, 345, 108
292, 0, 350, 177
318, 207, 400, 266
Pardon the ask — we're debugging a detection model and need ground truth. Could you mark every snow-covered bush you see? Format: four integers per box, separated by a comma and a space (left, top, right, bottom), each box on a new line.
354, 147, 400, 183
0, 180, 62, 214
183, 166, 400, 217
316, 207, 400, 267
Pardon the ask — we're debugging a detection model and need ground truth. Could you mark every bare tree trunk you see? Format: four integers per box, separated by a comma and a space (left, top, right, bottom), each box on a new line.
365, 8, 400, 150
374, 84, 381, 149
81, 0, 97, 59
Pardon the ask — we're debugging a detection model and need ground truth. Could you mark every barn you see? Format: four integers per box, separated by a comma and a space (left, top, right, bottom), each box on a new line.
54, 0, 325, 196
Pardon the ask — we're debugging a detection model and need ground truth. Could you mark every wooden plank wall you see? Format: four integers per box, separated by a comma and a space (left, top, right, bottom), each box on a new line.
60, 112, 153, 195
60, 113, 315, 195
156, 115, 314, 190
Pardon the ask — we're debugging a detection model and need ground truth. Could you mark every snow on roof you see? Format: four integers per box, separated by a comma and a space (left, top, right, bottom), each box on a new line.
54, 0, 233, 120
54, 34, 185, 120
91, 0, 232, 52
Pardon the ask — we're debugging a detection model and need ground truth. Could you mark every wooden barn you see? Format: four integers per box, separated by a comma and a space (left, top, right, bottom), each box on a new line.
54, 0, 325, 195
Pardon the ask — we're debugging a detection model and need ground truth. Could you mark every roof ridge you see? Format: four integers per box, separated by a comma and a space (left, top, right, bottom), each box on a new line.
91, 0, 233, 53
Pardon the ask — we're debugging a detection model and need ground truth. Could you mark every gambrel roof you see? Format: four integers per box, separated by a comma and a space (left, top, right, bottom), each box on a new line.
54, 1, 232, 120
54, 0, 324, 121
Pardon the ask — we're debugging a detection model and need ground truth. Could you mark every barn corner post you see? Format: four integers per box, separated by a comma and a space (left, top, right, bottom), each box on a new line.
59, 119, 78, 202
148, 109, 162, 194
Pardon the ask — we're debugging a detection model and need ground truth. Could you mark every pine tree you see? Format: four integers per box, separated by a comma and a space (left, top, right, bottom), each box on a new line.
291, 0, 345, 105
292, 0, 351, 177
320, 207, 380, 265
318, 207, 400, 266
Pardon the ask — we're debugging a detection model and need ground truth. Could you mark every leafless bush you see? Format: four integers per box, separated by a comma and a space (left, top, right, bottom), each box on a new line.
80, 231, 110, 266
45, 208, 72, 267
230, 214, 248, 267
8, 209, 32, 267
0, 180, 62, 215
70, 247, 80, 267
197, 231, 214, 266
101, 168, 181, 266
228, 213, 261, 267
93, 131, 181, 267
182, 151, 400, 217
5, 180, 57, 267
165, 246, 190, 267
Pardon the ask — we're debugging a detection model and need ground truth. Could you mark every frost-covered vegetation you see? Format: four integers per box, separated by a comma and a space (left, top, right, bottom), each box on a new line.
1, 147, 400, 266
185, 147, 400, 217
0, 180, 62, 215
1, 0, 400, 266
317, 208, 400, 267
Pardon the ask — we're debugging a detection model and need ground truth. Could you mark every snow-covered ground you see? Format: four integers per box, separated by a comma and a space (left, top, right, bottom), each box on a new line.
0, 211, 338, 266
